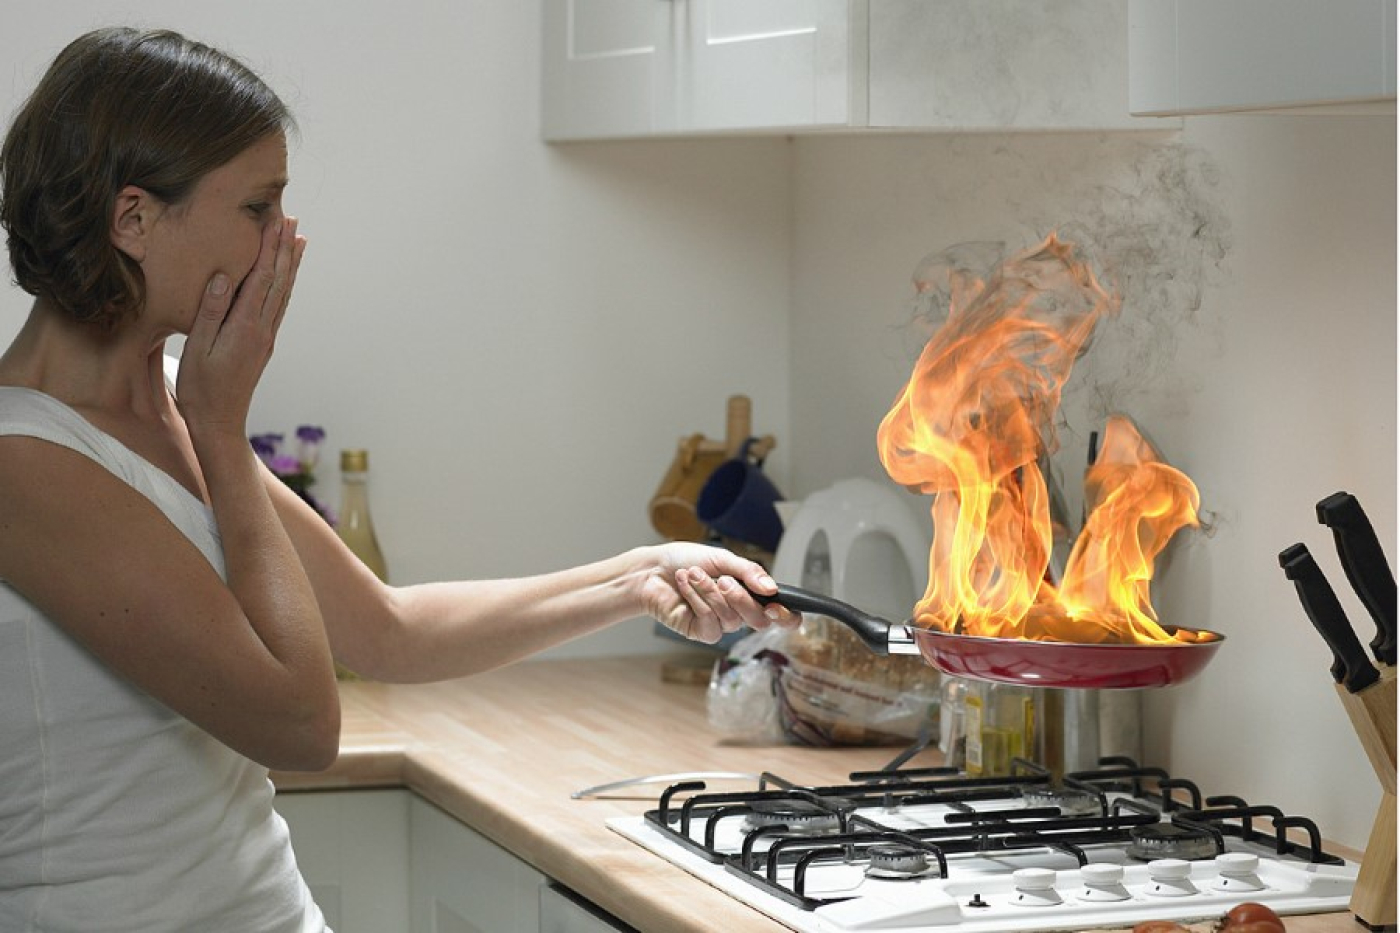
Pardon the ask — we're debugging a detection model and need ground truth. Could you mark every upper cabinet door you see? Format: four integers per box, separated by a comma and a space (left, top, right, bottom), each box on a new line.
682, 0, 858, 131
542, 0, 676, 139
542, 0, 1176, 139
1130, 0, 1397, 115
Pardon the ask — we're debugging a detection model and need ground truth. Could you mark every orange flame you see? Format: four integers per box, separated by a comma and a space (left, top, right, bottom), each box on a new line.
877, 234, 1204, 645
1057, 417, 1205, 643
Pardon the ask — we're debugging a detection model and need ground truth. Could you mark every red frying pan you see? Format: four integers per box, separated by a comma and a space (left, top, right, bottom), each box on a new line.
754, 584, 1224, 690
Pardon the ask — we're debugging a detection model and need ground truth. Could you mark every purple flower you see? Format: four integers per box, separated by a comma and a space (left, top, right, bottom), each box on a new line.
270, 454, 302, 477
249, 432, 283, 464
295, 424, 325, 471
250, 426, 333, 527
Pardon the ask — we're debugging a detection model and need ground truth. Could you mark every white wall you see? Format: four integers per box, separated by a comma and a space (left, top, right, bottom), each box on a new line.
0, 2, 793, 658
788, 118, 1395, 851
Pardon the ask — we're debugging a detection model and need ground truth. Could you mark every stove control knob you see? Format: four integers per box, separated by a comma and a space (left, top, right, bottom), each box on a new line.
1077, 864, 1131, 902
1146, 858, 1200, 897
1011, 868, 1063, 907
1212, 852, 1267, 892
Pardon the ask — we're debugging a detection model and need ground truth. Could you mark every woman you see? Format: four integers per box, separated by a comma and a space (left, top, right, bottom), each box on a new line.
0, 27, 796, 932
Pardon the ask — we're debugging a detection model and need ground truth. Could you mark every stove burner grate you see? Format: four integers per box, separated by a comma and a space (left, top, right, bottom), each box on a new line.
1128, 822, 1221, 861
865, 843, 939, 880
745, 799, 847, 836
1020, 785, 1105, 817
640, 753, 1350, 916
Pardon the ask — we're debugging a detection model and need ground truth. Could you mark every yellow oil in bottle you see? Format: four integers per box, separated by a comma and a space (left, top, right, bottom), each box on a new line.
338, 449, 388, 582
334, 449, 388, 680
964, 681, 1035, 776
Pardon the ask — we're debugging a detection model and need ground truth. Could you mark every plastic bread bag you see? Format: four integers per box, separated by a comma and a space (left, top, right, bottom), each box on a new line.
706, 627, 785, 744
708, 617, 940, 747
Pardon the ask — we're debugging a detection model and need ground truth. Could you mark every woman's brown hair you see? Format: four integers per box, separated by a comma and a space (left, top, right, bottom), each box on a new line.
0, 27, 293, 328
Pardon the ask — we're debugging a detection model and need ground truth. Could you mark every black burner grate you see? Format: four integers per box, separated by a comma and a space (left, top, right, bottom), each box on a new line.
640, 755, 1346, 911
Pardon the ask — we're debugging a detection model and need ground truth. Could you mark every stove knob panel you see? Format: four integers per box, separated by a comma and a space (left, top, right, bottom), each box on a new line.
1146, 858, 1200, 897
1010, 867, 1063, 907
1212, 852, 1267, 892
1077, 864, 1131, 902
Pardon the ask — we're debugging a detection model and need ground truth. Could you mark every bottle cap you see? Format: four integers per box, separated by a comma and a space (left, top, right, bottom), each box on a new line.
341, 449, 369, 472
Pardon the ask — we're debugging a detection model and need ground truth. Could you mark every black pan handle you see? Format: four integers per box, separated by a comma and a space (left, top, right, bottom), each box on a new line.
750, 583, 918, 657
1316, 491, 1397, 667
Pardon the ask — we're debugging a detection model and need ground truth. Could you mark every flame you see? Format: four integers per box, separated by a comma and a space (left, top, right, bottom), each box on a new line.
877, 233, 1205, 645
1057, 417, 1205, 643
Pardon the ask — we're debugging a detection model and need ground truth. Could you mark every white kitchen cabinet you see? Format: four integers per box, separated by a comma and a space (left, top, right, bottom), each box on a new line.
543, 0, 1164, 140
680, 0, 857, 132
278, 790, 629, 932
409, 795, 547, 933
274, 789, 413, 932
540, 0, 674, 138
1129, 0, 1397, 115
543, 0, 854, 137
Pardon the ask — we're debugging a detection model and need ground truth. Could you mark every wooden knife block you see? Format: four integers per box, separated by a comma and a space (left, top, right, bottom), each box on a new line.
1336, 666, 1397, 929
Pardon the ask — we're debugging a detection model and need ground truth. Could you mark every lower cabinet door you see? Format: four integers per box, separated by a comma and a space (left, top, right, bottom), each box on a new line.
278, 789, 636, 932
274, 789, 412, 933
539, 883, 637, 933
409, 796, 545, 933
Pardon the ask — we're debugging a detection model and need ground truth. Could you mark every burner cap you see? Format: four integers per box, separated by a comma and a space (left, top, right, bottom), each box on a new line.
745, 799, 845, 835
1020, 786, 1103, 817
867, 843, 937, 880
1128, 823, 1219, 861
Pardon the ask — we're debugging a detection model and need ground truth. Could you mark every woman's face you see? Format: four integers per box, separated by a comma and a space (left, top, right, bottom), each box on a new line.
140, 132, 289, 332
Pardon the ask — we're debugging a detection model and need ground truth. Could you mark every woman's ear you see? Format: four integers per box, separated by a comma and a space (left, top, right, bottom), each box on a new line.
110, 185, 158, 262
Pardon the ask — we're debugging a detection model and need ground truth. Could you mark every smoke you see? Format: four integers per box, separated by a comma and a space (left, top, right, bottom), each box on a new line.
895, 139, 1231, 531
903, 141, 1231, 422
1049, 143, 1232, 420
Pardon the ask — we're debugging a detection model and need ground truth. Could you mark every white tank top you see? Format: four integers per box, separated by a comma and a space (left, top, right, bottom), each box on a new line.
0, 386, 327, 932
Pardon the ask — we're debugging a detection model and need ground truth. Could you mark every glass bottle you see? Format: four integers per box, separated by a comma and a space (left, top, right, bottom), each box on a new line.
939, 676, 968, 769
964, 681, 1036, 776
338, 449, 388, 582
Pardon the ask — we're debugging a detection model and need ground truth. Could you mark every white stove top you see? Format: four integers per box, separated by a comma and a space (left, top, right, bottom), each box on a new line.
608, 772, 1360, 933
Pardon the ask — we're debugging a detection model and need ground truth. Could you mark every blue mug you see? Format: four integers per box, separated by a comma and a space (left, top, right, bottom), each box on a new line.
696, 439, 785, 552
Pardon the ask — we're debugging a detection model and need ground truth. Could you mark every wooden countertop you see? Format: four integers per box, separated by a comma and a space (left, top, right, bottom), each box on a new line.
272, 655, 1367, 933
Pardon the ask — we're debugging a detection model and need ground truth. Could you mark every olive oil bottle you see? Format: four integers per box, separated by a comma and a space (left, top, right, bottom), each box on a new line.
333, 449, 387, 681
964, 681, 1035, 777
337, 449, 388, 582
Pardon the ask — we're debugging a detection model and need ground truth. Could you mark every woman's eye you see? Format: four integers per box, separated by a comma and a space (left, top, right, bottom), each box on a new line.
245, 202, 270, 217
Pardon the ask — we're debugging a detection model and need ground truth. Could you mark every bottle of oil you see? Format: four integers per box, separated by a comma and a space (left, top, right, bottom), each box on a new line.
338, 449, 388, 582
939, 677, 968, 769
964, 681, 1035, 776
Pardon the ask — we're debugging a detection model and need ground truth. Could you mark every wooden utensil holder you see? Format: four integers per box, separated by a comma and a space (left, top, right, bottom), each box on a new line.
647, 396, 775, 542
1336, 665, 1397, 929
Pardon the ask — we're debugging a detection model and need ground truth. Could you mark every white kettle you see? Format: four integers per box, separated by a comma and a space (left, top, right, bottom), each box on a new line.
772, 477, 931, 624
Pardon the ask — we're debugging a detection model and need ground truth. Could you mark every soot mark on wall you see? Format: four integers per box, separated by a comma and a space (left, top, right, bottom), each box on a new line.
887, 137, 1231, 525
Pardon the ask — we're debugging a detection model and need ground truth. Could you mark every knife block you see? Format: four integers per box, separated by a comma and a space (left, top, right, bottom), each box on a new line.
1336, 665, 1397, 929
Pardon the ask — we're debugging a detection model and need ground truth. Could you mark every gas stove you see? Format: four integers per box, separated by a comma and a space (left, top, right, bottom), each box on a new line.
609, 758, 1359, 932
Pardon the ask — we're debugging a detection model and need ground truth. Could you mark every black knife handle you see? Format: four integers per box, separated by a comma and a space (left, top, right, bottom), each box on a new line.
1281, 545, 1345, 683
1280, 543, 1381, 692
1316, 491, 1398, 666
